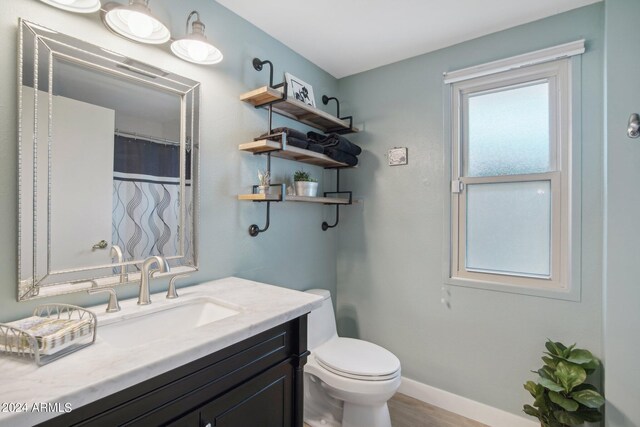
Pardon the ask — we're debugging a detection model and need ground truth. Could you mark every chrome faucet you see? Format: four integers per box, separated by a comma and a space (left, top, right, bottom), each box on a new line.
138, 256, 170, 305
110, 245, 127, 285
87, 287, 121, 313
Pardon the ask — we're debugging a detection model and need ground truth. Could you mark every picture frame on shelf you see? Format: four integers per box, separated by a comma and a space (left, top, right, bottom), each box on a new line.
285, 72, 316, 107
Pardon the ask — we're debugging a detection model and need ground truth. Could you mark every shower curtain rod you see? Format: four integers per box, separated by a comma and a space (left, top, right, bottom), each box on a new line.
114, 129, 181, 146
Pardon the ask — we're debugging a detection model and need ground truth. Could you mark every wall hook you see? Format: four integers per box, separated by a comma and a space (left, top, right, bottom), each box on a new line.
628, 113, 639, 138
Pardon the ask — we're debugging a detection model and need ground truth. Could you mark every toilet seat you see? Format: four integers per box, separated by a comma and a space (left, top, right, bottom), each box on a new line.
313, 338, 400, 381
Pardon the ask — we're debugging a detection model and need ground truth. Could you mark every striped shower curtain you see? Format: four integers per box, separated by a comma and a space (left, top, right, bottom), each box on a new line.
111, 135, 192, 271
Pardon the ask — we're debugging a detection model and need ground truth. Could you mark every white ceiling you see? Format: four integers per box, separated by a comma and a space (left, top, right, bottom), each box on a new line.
216, 0, 601, 78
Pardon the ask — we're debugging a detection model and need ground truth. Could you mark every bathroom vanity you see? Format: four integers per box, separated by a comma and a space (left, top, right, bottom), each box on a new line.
0, 278, 323, 427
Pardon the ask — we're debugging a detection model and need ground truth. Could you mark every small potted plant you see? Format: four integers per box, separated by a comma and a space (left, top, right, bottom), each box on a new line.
523, 340, 604, 427
293, 170, 318, 197
257, 170, 270, 194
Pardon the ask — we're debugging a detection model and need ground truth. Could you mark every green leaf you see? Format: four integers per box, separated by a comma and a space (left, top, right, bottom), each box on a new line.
554, 410, 588, 426
549, 391, 579, 411
534, 392, 550, 410
523, 404, 540, 419
567, 348, 595, 365
539, 366, 557, 381
555, 361, 586, 392
524, 381, 539, 397
539, 377, 565, 392
542, 356, 558, 368
547, 419, 564, 427
573, 383, 597, 392
571, 389, 605, 409
582, 358, 600, 374
546, 340, 567, 356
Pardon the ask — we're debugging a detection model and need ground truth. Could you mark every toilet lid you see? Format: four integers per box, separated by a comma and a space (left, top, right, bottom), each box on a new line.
313, 338, 400, 379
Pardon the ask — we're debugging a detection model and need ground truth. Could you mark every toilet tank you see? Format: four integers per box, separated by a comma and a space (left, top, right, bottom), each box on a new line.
305, 289, 338, 350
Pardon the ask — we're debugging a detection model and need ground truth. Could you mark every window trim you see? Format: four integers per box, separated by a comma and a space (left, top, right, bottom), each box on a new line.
445, 57, 579, 300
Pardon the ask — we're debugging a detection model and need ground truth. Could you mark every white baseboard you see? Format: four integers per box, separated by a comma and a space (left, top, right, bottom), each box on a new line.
398, 377, 538, 427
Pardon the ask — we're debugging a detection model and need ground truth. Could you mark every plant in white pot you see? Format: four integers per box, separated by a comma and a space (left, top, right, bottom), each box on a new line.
523, 340, 604, 427
293, 170, 318, 197
257, 170, 270, 194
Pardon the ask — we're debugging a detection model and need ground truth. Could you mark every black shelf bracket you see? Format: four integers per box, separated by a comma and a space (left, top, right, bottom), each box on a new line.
252, 58, 277, 89
249, 153, 282, 237
322, 95, 354, 134
322, 169, 352, 231
249, 201, 271, 237
251, 58, 288, 135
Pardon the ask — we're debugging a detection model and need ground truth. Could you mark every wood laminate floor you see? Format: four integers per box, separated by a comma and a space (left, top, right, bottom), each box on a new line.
304, 393, 488, 427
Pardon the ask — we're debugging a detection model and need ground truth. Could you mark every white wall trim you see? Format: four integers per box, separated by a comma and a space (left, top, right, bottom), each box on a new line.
398, 377, 538, 427
443, 39, 584, 84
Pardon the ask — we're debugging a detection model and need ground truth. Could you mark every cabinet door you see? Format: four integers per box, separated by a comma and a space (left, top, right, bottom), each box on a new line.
200, 361, 293, 427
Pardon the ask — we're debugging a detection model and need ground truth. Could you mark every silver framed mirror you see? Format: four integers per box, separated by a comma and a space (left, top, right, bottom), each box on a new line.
18, 19, 200, 301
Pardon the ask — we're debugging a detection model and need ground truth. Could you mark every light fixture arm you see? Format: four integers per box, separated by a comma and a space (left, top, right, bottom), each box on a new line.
186, 10, 203, 35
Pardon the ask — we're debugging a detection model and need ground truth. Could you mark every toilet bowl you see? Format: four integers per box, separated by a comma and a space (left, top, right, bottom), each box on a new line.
304, 289, 401, 427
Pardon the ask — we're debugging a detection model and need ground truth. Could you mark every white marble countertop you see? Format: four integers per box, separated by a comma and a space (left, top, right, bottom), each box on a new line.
0, 277, 323, 426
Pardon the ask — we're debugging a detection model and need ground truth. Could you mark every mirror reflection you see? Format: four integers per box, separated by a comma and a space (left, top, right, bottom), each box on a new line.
18, 19, 199, 300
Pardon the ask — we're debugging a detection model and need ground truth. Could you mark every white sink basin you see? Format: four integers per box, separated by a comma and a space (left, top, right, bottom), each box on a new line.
98, 298, 240, 348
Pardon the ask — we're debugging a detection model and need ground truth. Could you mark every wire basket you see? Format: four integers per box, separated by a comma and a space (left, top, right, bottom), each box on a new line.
0, 304, 96, 366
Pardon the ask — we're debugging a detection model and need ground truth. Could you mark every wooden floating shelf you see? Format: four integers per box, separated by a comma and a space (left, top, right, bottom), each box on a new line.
287, 195, 351, 205
237, 193, 281, 202
240, 86, 359, 134
237, 194, 350, 205
239, 139, 349, 168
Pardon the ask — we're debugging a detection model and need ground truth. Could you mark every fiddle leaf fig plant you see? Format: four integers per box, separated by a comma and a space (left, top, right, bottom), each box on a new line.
523, 340, 604, 426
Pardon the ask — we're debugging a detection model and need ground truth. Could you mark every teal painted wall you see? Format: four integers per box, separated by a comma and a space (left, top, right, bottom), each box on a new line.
604, 0, 640, 425
0, 0, 340, 322
336, 4, 604, 417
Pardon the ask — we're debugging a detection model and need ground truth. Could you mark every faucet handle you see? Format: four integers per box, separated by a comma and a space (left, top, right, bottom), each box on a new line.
167, 274, 190, 299
87, 287, 121, 313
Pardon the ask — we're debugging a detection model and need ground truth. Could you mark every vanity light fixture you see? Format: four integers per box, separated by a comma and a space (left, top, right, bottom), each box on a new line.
102, 0, 170, 44
171, 11, 223, 65
39, 0, 101, 13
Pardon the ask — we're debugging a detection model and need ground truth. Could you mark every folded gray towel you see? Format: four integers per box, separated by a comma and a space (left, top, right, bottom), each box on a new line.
307, 143, 324, 154
286, 136, 309, 150
261, 127, 308, 141
307, 131, 362, 156
324, 148, 358, 166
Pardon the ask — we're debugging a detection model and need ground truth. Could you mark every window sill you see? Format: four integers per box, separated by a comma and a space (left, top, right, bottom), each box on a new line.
444, 276, 580, 301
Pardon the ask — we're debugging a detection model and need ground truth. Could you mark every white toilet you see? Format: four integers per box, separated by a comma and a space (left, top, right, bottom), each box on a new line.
304, 289, 401, 427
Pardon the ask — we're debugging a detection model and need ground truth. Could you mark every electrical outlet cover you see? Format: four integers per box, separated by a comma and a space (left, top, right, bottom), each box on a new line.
388, 147, 408, 166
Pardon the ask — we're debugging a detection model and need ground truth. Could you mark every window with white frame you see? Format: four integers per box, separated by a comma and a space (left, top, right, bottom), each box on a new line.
448, 51, 578, 293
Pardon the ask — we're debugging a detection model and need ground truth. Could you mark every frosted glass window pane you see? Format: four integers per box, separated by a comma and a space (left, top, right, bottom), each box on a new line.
466, 181, 551, 276
466, 83, 550, 177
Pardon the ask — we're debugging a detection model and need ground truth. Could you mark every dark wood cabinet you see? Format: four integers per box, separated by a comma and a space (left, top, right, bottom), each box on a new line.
40, 316, 308, 427
199, 360, 293, 427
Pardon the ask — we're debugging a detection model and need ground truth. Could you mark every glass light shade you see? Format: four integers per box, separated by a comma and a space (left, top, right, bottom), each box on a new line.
171, 36, 223, 65
103, 1, 170, 44
171, 12, 223, 65
40, 0, 101, 13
